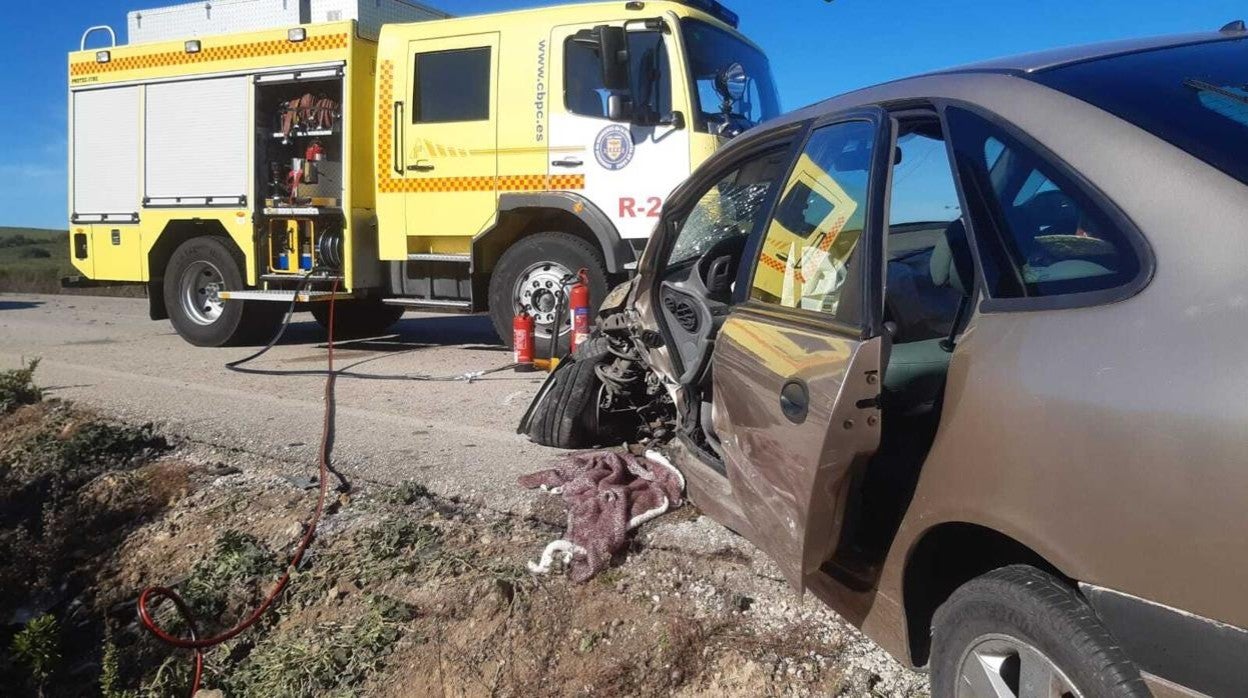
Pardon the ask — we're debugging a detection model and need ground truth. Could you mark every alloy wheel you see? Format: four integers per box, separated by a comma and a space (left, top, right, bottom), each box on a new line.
955, 634, 1083, 698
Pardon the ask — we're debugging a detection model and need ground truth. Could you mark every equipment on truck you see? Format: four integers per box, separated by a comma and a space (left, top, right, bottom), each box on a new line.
66, 0, 779, 347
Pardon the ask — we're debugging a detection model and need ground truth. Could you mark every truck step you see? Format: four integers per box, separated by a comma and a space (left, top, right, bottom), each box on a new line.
407, 253, 470, 264
382, 298, 472, 310
218, 289, 354, 303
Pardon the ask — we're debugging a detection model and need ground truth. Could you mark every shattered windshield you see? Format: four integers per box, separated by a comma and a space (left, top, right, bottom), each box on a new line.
680, 19, 781, 133
668, 148, 791, 267
1031, 37, 1248, 186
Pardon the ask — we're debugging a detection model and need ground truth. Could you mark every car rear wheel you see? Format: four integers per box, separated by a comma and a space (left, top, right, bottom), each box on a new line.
931, 565, 1149, 698
164, 236, 281, 347
487, 232, 608, 353
310, 299, 405, 339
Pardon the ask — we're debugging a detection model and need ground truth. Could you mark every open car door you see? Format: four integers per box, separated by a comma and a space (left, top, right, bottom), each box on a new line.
711, 110, 895, 590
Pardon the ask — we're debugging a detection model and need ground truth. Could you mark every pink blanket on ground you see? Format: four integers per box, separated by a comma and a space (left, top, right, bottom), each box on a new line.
519, 450, 685, 583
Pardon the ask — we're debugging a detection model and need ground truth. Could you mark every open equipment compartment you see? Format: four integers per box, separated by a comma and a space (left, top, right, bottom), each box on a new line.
254, 67, 346, 284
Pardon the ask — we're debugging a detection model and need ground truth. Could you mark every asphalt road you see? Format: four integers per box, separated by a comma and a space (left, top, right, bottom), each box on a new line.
0, 292, 562, 513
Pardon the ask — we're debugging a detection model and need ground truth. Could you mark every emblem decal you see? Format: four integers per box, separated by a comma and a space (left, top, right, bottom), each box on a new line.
594, 124, 635, 171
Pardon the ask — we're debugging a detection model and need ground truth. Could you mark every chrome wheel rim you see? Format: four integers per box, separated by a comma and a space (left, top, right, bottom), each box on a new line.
179, 260, 226, 326
955, 634, 1083, 698
513, 260, 573, 340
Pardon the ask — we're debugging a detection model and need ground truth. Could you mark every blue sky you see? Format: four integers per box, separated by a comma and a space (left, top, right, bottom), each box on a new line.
1, 0, 1242, 230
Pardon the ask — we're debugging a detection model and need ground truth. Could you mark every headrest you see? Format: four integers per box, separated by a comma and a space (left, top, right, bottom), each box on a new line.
929, 218, 975, 295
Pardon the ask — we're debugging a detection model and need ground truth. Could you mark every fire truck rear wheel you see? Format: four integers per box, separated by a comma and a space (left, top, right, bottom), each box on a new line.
164, 236, 281, 347
310, 300, 405, 339
488, 232, 608, 352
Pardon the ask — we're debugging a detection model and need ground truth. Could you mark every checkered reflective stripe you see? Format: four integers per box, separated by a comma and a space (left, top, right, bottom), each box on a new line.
375, 60, 584, 195
70, 34, 349, 76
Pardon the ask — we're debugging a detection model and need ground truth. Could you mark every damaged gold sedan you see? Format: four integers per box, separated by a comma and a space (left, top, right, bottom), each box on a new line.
522, 29, 1248, 698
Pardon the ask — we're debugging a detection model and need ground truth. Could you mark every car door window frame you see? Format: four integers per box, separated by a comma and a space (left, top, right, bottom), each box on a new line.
734, 108, 897, 340
935, 99, 1155, 313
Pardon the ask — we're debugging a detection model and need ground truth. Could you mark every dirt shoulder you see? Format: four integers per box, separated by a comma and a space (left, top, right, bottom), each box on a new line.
0, 369, 928, 697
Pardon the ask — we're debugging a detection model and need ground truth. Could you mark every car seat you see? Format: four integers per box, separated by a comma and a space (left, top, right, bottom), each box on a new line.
882, 219, 973, 412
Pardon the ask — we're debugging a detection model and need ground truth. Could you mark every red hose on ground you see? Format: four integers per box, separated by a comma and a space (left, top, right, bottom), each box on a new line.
137, 280, 340, 697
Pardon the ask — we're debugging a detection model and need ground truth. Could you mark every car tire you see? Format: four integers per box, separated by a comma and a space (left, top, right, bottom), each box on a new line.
488, 232, 608, 352
310, 299, 405, 339
526, 335, 616, 448
931, 565, 1149, 698
164, 236, 282, 347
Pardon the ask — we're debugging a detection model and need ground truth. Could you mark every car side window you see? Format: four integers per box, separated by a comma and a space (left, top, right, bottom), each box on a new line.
885, 121, 967, 343
751, 120, 876, 321
945, 107, 1142, 299
413, 48, 491, 123
667, 148, 789, 267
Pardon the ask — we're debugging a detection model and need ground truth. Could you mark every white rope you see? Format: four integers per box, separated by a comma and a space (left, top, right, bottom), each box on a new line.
527, 539, 587, 574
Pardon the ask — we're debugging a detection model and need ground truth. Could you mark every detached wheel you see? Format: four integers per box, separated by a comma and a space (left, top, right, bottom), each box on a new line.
931, 565, 1148, 698
311, 299, 405, 339
488, 232, 608, 352
164, 237, 281, 347
526, 335, 618, 448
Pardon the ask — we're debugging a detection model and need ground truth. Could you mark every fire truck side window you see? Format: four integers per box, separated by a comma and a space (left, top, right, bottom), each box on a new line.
564, 31, 670, 121
413, 47, 491, 123
565, 39, 608, 118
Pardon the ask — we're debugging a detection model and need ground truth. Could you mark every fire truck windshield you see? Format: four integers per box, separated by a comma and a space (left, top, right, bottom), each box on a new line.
680, 18, 781, 133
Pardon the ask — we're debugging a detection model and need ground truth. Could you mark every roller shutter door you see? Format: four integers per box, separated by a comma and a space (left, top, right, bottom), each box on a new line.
72, 86, 141, 222
145, 76, 249, 206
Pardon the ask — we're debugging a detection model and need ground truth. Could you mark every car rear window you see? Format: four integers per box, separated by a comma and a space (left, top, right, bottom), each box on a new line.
1031, 37, 1248, 186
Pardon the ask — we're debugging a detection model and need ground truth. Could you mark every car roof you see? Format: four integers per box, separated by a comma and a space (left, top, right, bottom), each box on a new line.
761, 28, 1246, 132
932, 30, 1238, 75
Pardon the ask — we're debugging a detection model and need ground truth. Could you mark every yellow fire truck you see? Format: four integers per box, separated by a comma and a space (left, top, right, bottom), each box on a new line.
66, 0, 779, 346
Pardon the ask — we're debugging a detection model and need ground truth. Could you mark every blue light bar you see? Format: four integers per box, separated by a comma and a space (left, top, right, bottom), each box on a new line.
676, 0, 740, 28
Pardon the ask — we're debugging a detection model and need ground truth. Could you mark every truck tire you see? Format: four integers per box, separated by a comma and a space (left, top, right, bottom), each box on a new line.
930, 565, 1149, 698
164, 237, 282, 347
310, 300, 405, 339
488, 232, 608, 352
526, 335, 615, 448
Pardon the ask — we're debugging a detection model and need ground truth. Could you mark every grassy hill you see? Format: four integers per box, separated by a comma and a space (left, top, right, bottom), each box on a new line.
0, 227, 73, 293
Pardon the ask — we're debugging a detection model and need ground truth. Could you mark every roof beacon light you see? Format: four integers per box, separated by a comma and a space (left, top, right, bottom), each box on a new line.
675, 0, 739, 28
184, 39, 201, 53
288, 27, 307, 43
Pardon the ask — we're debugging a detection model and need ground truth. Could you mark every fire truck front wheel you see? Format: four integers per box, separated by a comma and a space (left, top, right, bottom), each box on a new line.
488, 232, 608, 351
164, 237, 281, 347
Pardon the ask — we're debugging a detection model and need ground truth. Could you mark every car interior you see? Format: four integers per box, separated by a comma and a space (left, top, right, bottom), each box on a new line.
657, 148, 791, 387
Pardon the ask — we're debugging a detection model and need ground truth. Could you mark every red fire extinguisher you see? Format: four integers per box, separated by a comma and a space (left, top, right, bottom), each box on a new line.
569, 268, 591, 355
513, 311, 535, 372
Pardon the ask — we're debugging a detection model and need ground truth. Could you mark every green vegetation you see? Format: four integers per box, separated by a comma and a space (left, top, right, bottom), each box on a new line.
221, 599, 407, 698
10, 614, 61, 696
0, 358, 41, 413
0, 228, 71, 293
182, 531, 279, 619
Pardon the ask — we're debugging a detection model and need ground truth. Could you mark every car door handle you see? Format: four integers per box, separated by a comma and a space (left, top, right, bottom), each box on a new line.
407, 161, 435, 172
780, 379, 809, 424
551, 158, 583, 168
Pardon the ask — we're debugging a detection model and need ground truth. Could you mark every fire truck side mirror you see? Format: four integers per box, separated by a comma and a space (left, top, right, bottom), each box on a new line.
595, 25, 631, 92
607, 94, 634, 122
